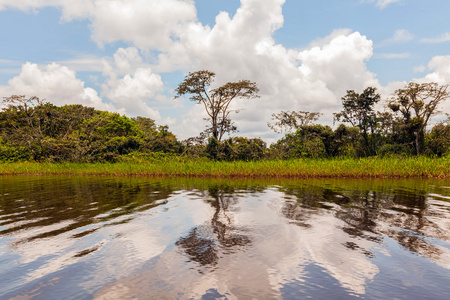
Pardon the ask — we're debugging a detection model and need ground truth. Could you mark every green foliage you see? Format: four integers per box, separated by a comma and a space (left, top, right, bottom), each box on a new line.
203, 136, 267, 161
206, 137, 220, 160
221, 137, 267, 161
426, 122, 450, 157
331, 124, 361, 157
268, 111, 322, 133
377, 144, 412, 157
0, 96, 181, 162
2, 80, 449, 164
270, 125, 333, 159
388, 82, 449, 155
0, 139, 31, 161
334, 87, 380, 156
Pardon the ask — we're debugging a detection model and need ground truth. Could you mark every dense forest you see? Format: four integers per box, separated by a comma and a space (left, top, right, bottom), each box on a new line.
0, 79, 449, 163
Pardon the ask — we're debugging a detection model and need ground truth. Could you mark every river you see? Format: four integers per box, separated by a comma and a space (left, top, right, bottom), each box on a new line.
1, 176, 450, 299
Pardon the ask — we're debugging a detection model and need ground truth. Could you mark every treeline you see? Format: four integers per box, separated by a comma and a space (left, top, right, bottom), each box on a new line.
0, 95, 182, 162
268, 83, 450, 159
1, 81, 450, 162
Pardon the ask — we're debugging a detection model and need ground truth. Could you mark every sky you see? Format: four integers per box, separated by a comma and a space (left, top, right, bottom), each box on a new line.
1, 0, 450, 143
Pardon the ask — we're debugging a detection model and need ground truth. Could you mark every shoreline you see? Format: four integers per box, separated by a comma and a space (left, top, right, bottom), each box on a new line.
0, 157, 449, 179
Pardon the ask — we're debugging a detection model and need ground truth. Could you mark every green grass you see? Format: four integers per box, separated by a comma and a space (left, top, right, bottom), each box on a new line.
0, 156, 449, 178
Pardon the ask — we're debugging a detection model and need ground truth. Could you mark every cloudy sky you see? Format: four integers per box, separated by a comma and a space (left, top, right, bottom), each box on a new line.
1, 0, 450, 142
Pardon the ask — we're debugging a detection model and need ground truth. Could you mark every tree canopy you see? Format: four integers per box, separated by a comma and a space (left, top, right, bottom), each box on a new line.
388, 82, 449, 155
334, 87, 380, 156
268, 111, 322, 133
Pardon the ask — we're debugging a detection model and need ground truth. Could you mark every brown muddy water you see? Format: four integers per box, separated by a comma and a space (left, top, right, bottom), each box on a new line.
1, 176, 450, 299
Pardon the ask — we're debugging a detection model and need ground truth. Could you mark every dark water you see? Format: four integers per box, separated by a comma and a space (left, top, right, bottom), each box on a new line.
1, 176, 450, 299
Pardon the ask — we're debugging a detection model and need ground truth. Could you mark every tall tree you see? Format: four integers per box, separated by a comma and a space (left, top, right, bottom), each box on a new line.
175, 70, 259, 141
388, 82, 449, 155
267, 110, 322, 133
334, 87, 380, 156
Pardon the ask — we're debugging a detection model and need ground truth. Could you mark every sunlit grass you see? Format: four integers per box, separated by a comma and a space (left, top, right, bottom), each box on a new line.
0, 156, 449, 178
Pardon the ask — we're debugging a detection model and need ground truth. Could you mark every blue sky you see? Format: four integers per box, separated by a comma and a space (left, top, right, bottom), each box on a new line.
1, 0, 449, 142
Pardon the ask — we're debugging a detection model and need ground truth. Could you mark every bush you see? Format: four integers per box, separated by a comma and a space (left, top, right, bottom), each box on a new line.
378, 143, 412, 157
0, 143, 31, 161
221, 137, 267, 161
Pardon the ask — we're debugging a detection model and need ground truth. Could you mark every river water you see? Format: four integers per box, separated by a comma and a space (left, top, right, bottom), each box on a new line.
1, 176, 450, 299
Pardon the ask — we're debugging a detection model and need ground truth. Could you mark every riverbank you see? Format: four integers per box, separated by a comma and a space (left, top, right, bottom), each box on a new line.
0, 156, 449, 178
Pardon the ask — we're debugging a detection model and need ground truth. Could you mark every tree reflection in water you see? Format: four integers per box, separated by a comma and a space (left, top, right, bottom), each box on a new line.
280, 182, 449, 261
176, 185, 251, 269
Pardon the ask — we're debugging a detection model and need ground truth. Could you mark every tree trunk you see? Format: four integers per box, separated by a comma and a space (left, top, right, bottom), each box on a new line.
414, 131, 420, 155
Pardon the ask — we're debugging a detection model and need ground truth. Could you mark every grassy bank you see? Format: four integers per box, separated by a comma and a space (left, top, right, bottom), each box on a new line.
0, 156, 449, 178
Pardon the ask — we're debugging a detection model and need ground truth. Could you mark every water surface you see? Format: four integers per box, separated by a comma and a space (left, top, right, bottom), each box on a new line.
1, 176, 450, 299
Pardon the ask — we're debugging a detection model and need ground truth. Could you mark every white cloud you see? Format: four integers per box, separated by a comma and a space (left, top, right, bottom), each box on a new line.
103, 68, 164, 120
298, 32, 377, 94
0, 0, 197, 50
113, 48, 144, 76
87, 0, 197, 50
417, 55, 450, 84
0, 59, 173, 124
105, 69, 162, 101
0, 0, 384, 142
98, 47, 175, 123
309, 29, 353, 48
158, 1, 378, 141
421, 32, 450, 44
412, 56, 450, 121
0, 62, 114, 111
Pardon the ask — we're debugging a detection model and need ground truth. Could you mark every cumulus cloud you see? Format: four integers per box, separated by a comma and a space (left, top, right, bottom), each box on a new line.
158, 1, 379, 141
112, 48, 144, 76
377, 56, 450, 105
0, 62, 114, 111
0, 0, 386, 142
97, 47, 178, 124
87, 0, 197, 50
402, 56, 450, 122
0, 58, 172, 124
298, 32, 377, 95
309, 29, 353, 48
103, 68, 164, 120
0, 0, 198, 50
417, 56, 450, 84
